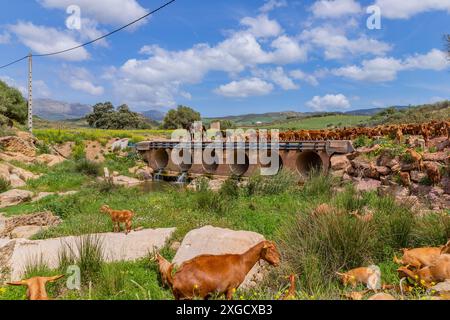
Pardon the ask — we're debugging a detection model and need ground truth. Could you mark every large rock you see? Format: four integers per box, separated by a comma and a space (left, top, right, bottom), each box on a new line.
423, 152, 447, 162
112, 175, 141, 187
0, 136, 36, 157
431, 280, 450, 294
410, 171, 427, 183
330, 155, 351, 171
10, 225, 47, 239
0, 189, 33, 208
0, 211, 61, 238
36, 154, 65, 167
354, 178, 381, 192
8, 174, 26, 188
172, 226, 267, 289
0, 227, 175, 282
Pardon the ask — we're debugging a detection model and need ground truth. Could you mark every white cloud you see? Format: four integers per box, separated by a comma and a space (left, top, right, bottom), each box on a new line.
61, 66, 104, 95
254, 67, 299, 90
112, 27, 306, 107
332, 49, 448, 82
9, 22, 89, 61
374, 0, 450, 19
311, 0, 362, 18
0, 32, 10, 44
38, 0, 148, 26
301, 26, 391, 60
34, 80, 51, 98
214, 78, 274, 98
290, 69, 319, 86
240, 15, 283, 38
259, 0, 287, 13
306, 94, 351, 111
403, 49, 449, 70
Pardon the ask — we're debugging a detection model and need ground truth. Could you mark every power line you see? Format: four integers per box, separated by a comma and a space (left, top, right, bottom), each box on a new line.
0, 0, 176, 68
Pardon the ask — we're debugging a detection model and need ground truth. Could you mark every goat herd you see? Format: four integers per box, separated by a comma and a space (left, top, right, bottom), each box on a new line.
7, 223, 450, 300
277, 120, 450, 142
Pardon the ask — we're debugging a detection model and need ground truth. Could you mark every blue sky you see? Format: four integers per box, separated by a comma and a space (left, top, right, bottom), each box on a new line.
0, 0, 449, 117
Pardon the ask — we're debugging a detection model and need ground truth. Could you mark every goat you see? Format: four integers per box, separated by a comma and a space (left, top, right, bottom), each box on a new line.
280, 274, 296, 300
397, 254, 450, 287
393, 246, 443, 269
166, 241, 280, 300
151, 251, 173, 288
336, 267, 378, 288
343, 290, 369, 300
100, 204, 134, 234
349, 210, 374, 223
7, 275, 64, 300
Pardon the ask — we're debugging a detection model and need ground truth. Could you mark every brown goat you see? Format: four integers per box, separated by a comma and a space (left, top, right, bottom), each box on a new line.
393, 246, 443, 269
397, 254, 450, 286
100, 204, 134, 234
336, 267, 378, 288
167, 241, 280, 300
7, 275, 64, 300
349, 210, 374, 223
151, 251, 172, 288
280, 274, 296, 300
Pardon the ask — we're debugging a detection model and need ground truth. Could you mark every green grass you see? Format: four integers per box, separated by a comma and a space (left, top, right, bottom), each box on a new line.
1, 159, 447, 300
265, 115, 370, 131
34, 128, 172, 145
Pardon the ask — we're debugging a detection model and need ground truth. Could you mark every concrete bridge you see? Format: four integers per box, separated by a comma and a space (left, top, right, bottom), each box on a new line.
136, 140, 354, 178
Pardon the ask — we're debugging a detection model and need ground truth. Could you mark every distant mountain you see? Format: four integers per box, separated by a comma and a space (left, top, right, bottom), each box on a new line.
142, 109, 166, 121
345, 106, 410, 116
205, 111, 305, 125
34, 99, 92, 120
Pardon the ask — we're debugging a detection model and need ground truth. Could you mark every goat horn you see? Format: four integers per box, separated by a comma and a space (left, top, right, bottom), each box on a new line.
43, 275, 64, 283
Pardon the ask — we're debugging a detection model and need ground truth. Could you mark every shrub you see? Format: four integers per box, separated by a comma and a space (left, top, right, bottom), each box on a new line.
72, 142, 86, 161
279, 210, 377, 293
75, 159, 101, 176
36, 141, 51, 155
244, 170, 298, 196
0, 177, 10, 192
219, 176, 240, 199
353, 135, 373, 148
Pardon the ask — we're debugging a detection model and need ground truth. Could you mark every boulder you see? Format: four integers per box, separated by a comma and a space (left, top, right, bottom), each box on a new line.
172, 226, 267, 289
410, 171, 427, 183
375, 166, 391, 176
112, 175, 141, 187
1, 227, 175, 282
36, 154, 65, 166
188, 178, 224, 192
54, 142, 74, 158
0, 136, 36, 157
377, 150, 396, 167
111, 139, 129, 152
355, 178, 381, 192
330, 155, 351, 171
437, 139, 450, 152
10, 225, 47, 239
423, 152, 447, 162
430, 280, 450, 294
8, 174, 26, 188
0, 189, 33, 208
0, 211, 61, 238
442, 177, 450, 195
9, 165, 39, 181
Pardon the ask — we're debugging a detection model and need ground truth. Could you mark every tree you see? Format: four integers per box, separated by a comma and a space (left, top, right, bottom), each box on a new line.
85, 102, 154, 129
0, 80, 27, 126
162, 105, 201, 129
86, 102, 114, 127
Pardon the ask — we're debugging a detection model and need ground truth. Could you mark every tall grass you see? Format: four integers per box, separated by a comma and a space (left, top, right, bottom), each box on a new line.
244, 170, 298, 196
0, 177, 10, 193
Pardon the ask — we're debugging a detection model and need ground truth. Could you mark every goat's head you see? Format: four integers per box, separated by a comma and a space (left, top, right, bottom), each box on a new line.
441, 240, 450, 254
7, 275, 64, 300
261, 241, 280, 267
100, 205, 110, 214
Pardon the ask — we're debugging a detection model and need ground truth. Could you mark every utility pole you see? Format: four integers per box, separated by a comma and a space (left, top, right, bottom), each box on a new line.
27, 53, 33, 132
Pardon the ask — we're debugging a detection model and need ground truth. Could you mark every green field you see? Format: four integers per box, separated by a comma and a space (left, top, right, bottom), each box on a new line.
264, 115, 370, 131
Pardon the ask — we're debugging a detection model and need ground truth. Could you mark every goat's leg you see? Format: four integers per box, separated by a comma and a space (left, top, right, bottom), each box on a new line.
225, 289, 234, 300
125, 220, 132, 234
